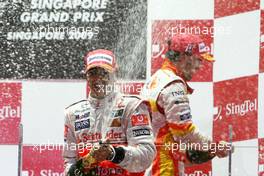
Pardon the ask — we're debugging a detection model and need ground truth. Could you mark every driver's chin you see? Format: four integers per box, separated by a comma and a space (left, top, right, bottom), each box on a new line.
92, 82, 114, 99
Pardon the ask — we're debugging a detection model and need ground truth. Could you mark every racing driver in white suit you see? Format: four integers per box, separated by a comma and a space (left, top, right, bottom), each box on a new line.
63, 49, 156, 176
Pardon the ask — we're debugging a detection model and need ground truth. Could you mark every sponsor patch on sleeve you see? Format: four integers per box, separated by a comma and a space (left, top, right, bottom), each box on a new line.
75, 111, 90, 120
132, 128, 151, 137
175, 100, 189, 105
75, 119, 90, 131
179, 112, 192, 121
171, 91, 185, 96
130, 114, 149, 126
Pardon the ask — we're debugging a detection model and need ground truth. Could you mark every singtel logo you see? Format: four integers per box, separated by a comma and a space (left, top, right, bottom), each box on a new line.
226, 99, 257, 116
22, 170, 63, 176
0, 106, 21, 121
214, 99, 257, 121
40, 170, 63, 176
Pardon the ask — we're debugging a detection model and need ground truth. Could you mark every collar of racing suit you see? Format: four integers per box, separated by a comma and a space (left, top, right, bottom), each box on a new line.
161, 58, 194, 94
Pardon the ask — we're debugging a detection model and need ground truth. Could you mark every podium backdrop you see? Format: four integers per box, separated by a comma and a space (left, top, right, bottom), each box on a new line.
0, 0, 264, 175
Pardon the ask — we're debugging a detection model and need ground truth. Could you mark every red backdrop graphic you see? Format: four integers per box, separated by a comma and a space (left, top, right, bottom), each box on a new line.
185, 162, 212, 176
260, 10, 264, 73
260, 170, 264, 176
213, 75, 258, 142
22, 146, 64, 176
259, 138, 264, 175
214, 0, 260, 18
260, 139, 264, 164
151, 20, 214, 82
0, 82, 21, 144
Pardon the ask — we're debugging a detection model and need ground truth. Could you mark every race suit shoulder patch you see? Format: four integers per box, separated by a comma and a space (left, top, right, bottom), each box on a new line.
75, 111, 90, 120
132, 128, 151, 137
75, 119, 90, 131
130, 114, 149, 126
180, 112, 192, 121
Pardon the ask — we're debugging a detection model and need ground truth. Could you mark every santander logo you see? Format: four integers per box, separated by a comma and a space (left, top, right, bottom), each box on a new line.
214, 98, 257, 121
0, 106, 21, 121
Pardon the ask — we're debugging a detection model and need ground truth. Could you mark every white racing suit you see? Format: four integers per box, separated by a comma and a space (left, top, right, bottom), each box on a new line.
140, 63, 211, 176
63, 92, 156, 176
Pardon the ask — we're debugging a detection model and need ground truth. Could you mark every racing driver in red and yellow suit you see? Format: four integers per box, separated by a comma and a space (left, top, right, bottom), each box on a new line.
141, 34, 233, 176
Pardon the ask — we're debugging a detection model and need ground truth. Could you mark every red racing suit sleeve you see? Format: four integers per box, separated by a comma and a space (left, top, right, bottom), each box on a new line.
157, 82, 211, 149
117, 101, 157, 172
62, 110, 77, 175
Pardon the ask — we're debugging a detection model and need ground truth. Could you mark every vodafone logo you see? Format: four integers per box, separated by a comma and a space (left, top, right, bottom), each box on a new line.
0, 106, 21, 121
22, 170, 63, 176
214, 98, 257, 120
131, 114, 149, 126
137, 115, 144, 121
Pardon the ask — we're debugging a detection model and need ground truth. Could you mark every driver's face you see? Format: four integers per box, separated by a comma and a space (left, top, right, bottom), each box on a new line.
86, 67, 113, 99
180, 55, 202, 81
